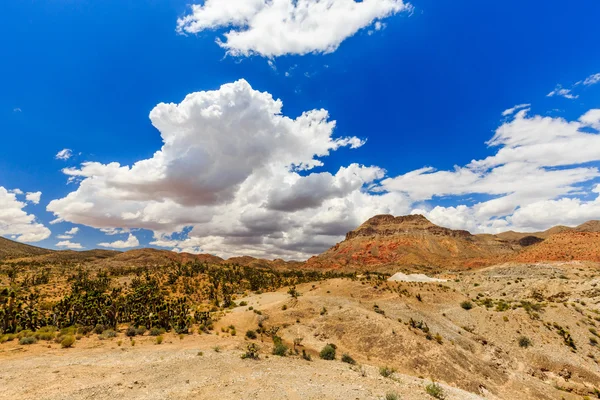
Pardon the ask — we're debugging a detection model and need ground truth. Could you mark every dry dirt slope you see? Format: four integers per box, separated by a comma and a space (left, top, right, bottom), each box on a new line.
3, 262, 600, 399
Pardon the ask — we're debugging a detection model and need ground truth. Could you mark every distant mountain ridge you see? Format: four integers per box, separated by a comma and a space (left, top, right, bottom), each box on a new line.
306, 215, 600, 272
0, 236, 53, 260
1, 217, 599, 270
0, 236, 302, 269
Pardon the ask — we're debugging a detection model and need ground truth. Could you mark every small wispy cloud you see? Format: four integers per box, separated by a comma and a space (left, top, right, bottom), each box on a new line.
502, 103, 530, 117
55, 148, 73, 161
13, 107, 22, 113
548, 71, 600, 99
65, 227, 79, 235
583, 73, 600, 86
547, 86, 578, 99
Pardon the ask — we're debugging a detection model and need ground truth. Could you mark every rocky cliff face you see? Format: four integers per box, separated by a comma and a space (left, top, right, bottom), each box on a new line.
307, 215, 600, 272
345, 214, 472, 241
305, 214, 517, 272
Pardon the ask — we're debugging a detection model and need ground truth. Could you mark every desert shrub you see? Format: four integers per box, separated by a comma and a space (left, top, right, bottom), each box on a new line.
460, 301, 473, 310
271, 335, 288, 356
149, 327, 162, 336
320, 307, 327, 315
272, 343, 288, 356
590, 337, 598, 346
61, 335, 76, 348
287, 286, 300, 298
93, 324, 106, 335
101, 329, 117, 339
281, 304, 288, 310
385, 392, 399, 400
126, 326, 137, 337
135, 327, 147, 336
17, 329, 34, 339
156, 336, 163, 345
241, 343, 260, 359
518, 336, 532, 348
425, 382, 446, 399
19, 336, 37, 345
373, 304, 385, 315
379, 366, 396, 378
434, 333, 443, 344
77, 326, 93, 336
35, 326, 56, 341
319, 344, 336, 360
341, 353, 356, 365
302, 349, 312, 361
239, 301, 247, 306
245, 330, 257, 340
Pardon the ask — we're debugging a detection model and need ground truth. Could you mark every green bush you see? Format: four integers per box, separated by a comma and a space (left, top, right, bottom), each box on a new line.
149, 327, 162, 336
341, 353, 356, 364
35, 327, 57, 341
302, 349, 312, 361
385, 392, 399, 400
77, 326, 93, 335
135, 327, 147, 336
156, 336, 163, 345
93, 324, 106, 335
19, 336, 37, 345
245, 330, 257, 340
241, 343, 260, 359
100, 329, 117, 339
272, 343, 288, 356
460, 301, 473, 310
319, 344, 336, 360
518, 336, 532, 348
126, 326, 137, 337
425, 382, 446, 399
379, 366, 396, 378
61, 335, 76, 348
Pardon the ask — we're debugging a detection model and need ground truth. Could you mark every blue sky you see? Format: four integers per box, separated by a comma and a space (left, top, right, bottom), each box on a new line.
1, 0, 599, 258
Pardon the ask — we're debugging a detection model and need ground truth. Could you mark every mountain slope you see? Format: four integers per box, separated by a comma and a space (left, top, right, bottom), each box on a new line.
306, 215, 600, 272
305, 215, 520, 272
0, 237, 53, 260
514, 231, 600, 263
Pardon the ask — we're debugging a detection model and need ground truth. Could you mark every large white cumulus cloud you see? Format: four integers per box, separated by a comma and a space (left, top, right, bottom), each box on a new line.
393, 108, 600, 233
46, 82, 600, 258
48, 80, 406, 259
0, 187, 51, 242
176, 0, 411, 57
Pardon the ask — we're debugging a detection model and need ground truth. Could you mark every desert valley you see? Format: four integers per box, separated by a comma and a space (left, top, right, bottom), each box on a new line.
2, 214, 600, 400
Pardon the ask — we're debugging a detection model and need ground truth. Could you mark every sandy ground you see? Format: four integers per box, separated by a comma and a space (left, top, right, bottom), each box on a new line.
4, 263, 600, 400
0, 337, 484, 400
